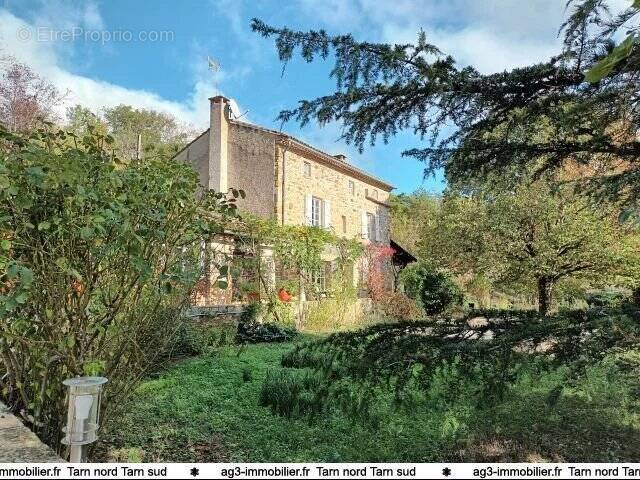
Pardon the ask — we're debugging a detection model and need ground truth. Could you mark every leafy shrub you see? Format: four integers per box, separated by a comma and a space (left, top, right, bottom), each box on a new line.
236, 321, 297, 344
398, 262, 429, 300
266, 298, 297, 327
418, 269, 463, 315
207, 323, 237, 347
236, 301, 298, 343
259, 369, 326, 418
0, 124, 237, 448
163, 318, 238, 359
374, 291, 423, 321
240, 302, 263, 323
171, 320, 209, 357
268, 306, 640, 425
400, 263, 462, 315
242, 366, 253, 383
585, 289, 630, 309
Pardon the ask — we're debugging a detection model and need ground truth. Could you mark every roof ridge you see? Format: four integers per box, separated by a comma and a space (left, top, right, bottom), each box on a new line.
230, 119, 395, 191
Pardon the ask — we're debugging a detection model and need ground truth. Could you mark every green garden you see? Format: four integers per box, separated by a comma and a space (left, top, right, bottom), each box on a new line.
2, 0, 640, 463
98, 311, 640, 462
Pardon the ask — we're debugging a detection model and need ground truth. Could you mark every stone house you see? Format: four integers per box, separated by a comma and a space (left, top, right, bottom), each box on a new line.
174, 96, 399, 306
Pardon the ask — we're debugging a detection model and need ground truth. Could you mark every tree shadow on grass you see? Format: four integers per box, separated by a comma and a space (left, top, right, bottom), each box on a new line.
450, 388, 640, 462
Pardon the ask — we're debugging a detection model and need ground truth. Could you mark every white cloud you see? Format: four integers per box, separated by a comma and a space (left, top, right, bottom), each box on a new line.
297, 0, 632, 73
0, 3, 237, 129
2, 0, 634, 135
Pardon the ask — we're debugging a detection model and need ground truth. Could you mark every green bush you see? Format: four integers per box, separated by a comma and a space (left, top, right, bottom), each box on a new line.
267, 306, 640, 427
418, 269, 463, 315
236, 301, 298, 344
400, 263, 462, 315
169, 319, 238, 357
398, 262, 428, 301
240, 302, 263, 323
259, 369, 325, 418
171, 320, 209, 357
585, 289, 630, 309
0, 124, 237, 448
236, 321, 297, 344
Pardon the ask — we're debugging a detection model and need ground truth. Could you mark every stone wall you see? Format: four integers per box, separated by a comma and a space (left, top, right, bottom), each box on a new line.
276, 143, 391, 244
0, 402, 61, 462
227, 123, 277, 218
173, 130, 210, 192
275, 142, 393, 288
192, 236, 235, 306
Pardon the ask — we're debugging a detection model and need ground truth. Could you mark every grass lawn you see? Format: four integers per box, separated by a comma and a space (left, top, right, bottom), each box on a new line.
96, 338, 640, 462
98, 339, 404, 462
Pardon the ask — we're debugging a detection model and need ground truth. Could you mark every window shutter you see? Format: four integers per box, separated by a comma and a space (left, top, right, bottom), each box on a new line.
323, 200, 331, 229
305, 194, 313, 225
361, 211, 368, 239
374, 214, 380, 242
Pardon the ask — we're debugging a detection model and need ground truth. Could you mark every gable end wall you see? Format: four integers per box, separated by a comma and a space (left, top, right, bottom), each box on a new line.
227, 123, 277, 218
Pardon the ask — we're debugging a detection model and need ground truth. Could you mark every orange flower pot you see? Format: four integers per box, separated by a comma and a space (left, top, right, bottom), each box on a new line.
278, 288, 292, 302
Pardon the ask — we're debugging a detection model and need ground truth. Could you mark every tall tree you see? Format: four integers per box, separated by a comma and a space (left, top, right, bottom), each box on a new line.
65, 104, 193, 161
0, 56, 66, 132
252, 0, 640, 206
388, 189, 439, 254
64, 104, 109, 137
424, 181, 632, 314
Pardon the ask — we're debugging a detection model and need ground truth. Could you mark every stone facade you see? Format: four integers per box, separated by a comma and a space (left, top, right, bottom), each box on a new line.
227, 123, 277, 218
275, 141, 390, 244
174, 130, 209, 192
174, 96, 395, 305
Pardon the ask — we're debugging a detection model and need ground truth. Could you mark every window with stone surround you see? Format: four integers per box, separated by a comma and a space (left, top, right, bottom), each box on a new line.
309, 261, 332, 297
304, 161, 311, 178
342, 215, 347, 233
348, 180, 355, 195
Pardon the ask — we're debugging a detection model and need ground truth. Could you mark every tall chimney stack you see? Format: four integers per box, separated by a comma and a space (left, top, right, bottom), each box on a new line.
208, 96, 230, 193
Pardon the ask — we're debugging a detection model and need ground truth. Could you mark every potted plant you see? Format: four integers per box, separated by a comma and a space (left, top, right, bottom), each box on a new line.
240, 281, 260, 301
277, 280, 299, 303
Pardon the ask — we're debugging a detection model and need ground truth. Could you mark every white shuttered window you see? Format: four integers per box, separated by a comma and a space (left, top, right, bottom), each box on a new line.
323, 200, 331, 229
307, 194, 330, 228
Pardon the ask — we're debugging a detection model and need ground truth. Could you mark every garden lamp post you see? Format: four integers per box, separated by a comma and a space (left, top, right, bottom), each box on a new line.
61, 377, 108, 462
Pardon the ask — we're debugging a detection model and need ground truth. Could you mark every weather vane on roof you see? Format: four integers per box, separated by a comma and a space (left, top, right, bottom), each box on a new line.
207, 56, 220, 91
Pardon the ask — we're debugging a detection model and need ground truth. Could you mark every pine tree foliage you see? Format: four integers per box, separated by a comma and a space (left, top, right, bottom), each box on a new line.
252, 1, 640, 206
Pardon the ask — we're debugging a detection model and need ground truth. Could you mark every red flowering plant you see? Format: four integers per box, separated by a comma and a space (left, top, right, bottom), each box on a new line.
362, 244, 395, 300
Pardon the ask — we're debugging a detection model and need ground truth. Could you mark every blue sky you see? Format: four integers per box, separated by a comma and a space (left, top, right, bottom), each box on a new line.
2, 0, 626, 193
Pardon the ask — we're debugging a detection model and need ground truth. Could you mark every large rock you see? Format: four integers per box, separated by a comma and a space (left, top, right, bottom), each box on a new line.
467, 316, 489, 328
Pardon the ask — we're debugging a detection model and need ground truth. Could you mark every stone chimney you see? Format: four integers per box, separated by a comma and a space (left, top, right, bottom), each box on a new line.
334, 154, 347, 162
208, 96, 230, 193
